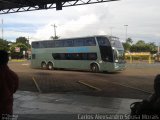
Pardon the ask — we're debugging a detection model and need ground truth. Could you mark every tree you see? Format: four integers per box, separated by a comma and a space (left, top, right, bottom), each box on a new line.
10, 43, 28, 59
147, 42, 157, 54
130, 40, 157, 54
16, 37, 31, 48
122, 38, 133, 52
50, 36, 60, 40
135, 40, 145, 46
126, 38, 133, 44
0, 38, 9, 51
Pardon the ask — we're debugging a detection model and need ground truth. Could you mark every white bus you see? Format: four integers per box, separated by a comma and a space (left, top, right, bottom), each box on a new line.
31, 35, 126, 72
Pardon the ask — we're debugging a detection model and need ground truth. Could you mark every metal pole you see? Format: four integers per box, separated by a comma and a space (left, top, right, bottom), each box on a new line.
158, 42, 160, 53
54, 24, 57, 38
51, 24, 57, 39
2, 19, 3, 39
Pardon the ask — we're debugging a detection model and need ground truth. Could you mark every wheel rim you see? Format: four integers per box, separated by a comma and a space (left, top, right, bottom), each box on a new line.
92, 66, 96, 71
91, 64, 98, 72
49, 65, 52, 69
48, 63, 53, 70
48, 64, 53, 70
41, 63, 46, 69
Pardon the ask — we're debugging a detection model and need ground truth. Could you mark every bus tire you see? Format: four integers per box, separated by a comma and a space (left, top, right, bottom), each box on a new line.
41, 62, 47, 70
47, 62, 54, 70
91, 64, 99, 73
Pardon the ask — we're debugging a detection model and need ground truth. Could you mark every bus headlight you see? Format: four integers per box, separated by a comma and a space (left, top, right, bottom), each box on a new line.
115, 60, 118, 62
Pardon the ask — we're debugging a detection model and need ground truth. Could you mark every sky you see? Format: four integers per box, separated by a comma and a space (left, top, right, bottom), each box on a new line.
0, 0, 160, 45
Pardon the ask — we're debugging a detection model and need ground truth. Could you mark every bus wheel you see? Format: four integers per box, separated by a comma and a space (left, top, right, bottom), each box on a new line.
47, 62, 54, 70
91, 64, 99, 73
41, 62, 47, 70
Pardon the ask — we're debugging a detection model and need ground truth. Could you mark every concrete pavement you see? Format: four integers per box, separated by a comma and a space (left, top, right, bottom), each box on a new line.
13, 91, 140, 120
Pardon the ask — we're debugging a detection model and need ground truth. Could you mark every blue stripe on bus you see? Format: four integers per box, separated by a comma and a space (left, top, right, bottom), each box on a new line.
67, 47, 89, 53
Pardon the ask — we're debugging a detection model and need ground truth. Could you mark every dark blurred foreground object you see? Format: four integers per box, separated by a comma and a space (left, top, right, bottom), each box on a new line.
0, 50, 19, 119
130, 74, 160, 118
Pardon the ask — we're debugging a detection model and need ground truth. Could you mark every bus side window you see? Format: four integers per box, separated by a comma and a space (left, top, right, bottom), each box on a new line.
74, 39, 84, 46
40, 41, 47, 48
32, 42, 39, 48
82, 53, 88, 60
97, 37, 110, 46
52, 53, 60, 60
47, 41, 55, 48
65, 53, 72, 60
60, 53, 66, 60
88, 53, 97, 60
64, 40, 73, 47
72, 53, 81, 60
55, 41, 64, 47
85, 38, 96, 46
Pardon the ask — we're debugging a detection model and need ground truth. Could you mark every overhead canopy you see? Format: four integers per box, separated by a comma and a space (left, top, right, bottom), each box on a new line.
0, 0, 119, 14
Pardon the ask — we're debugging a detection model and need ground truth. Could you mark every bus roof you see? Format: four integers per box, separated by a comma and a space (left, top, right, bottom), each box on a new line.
31, 35, 118, 43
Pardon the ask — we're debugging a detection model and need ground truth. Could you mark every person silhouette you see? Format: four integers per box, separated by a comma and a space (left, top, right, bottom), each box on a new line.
0, 50, 19, 119
130, 74, 160, 118
147, 74, 160, 114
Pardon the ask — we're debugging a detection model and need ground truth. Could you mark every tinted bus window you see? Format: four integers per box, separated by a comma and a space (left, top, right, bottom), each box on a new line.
52, 53, 97, 60
55, 40, 64, 47
47, 41, 55, 48
110, 40, 123, 48
40, 41, 48, 48
32, 42, 40, 48
97, 37, 110, 46
82, 53, 88, 60
52, 53, 60, 59
63, 40, 73, 47
84, 38, 96, 46
72, 53, 81, 60
88, 53, 97, 60
74, 39, 84, 46
65, 53, 72, 60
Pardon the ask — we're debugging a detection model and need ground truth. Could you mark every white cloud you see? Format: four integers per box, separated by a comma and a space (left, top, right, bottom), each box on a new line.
1, 0, 160, 44
58, 14, 99, 37
30, 14, 99, 41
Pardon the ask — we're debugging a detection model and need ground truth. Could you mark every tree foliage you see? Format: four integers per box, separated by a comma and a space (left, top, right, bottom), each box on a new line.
16, 37, 31, 48
123, 39, 157, 54
8, 36, 31, 59
122, 38, 133, 52
10, 43, 28, 59
50, 36, 60, 40
0, 37, 31, 59
0, 38, 10, 51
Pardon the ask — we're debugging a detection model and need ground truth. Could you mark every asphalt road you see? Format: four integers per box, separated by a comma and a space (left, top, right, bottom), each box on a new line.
8, 60, 160, 99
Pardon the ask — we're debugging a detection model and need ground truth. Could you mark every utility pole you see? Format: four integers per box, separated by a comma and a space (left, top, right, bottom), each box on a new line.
51, 24, 57, 39
27, 36, 32, 44
124, 25, 128, 41
158, 42, 160, 53
1, 19, 3, 39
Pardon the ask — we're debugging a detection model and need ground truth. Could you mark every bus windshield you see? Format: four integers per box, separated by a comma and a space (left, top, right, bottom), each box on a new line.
109, 36, 123, 48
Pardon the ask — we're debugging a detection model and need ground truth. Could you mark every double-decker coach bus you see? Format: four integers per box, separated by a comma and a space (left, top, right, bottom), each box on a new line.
31, 35, 126, 72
